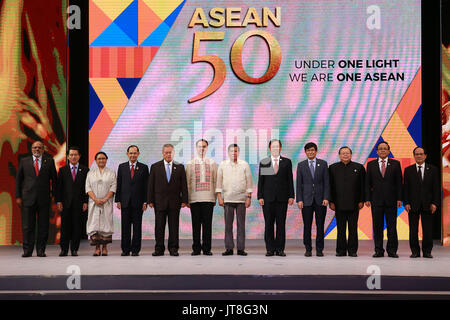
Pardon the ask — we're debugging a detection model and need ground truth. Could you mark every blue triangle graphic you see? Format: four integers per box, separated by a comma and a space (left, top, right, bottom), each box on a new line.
89, 83, 103, 130
113, 0, 138, 45
324, 216, 336, 237
117, 78, 141, 99
368, 136, 394, 159
91, 22, 137, 46
163, 0, 186, 28
140, 22, 170, 47
407, 105, 422, 147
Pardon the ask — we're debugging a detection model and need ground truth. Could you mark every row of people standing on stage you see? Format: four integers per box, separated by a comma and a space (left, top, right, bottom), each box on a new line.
15, 139, 440, 259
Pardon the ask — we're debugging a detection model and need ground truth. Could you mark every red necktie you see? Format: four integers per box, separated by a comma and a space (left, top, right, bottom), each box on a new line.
72, 166, 77, 181
274, 159, 279, 174
381, 159, 386, 178
131, 164, 135, 179
34, 158, 39, 176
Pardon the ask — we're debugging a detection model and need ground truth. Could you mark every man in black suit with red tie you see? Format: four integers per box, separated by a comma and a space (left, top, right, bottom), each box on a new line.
365, 141, 403, 258
115, 145, 149, 256
148, 144, 188, 256
403, 147, 440, 258
56, 146, 89, 256
15, 141, 57, 257
258, 139, 295, 257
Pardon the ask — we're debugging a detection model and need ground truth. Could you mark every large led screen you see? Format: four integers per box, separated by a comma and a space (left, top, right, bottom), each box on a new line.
89, 0, 422, 240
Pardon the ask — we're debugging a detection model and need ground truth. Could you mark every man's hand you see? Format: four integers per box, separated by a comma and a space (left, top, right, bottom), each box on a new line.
245, 198, 251, 208
322, 199, 329, 206
186, 203, 191, 208
218, 195, 224, 207
117, 202, 121, 210
258, 199, 264, 206
358, 202, 364, 210
82, 203, 88, 212
57, 203, 63, 212
397, 200, 402, 208
16, 198, 22, 208
404, 204, 411, 212
297, 201, 304, 209
288, 198, 294, 206
329, 202, 335, 211
365, 201, 371, 207
431, 204, 437, 214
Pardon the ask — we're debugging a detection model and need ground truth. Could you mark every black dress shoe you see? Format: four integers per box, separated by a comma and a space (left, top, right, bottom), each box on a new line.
131, 252, 139, 256
336, 252, 346, 257
152, 251, 164, 256
191, 251, 201, 256
348, 252, 358, 257
71, 251, 78, 257
121, 252, 130, 256
222, 249, 233, 256
37, 251, 46, 257
316, 251, 324, 257
59, 250, 68, 257
305, 250, 312, 257
410, 253, 420, 258
388, 253, 399, 258
237, 250, 247, 256
22, 252, 32, 258
276, 250, 286, 257
423, 253, 433, 259
373, 252, 384, 258
169, 251, 179, 256
203, 251, 213, 256
266, 251, 275, 257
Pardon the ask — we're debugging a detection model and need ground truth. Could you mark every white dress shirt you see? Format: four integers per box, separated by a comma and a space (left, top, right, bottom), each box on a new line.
33, 155, 42, 170
216, 159, 253, 203
416, 163, 425, 180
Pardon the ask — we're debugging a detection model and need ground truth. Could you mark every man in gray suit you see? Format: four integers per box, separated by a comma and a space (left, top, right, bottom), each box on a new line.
296, 142, 330, 257
15, 141, 57, 257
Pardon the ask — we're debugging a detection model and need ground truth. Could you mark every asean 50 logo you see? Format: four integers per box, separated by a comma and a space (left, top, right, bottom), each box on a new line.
188, 7, 282, 103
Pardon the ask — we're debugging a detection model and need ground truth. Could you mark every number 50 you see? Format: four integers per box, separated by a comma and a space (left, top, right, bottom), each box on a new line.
188, 30, 282, 103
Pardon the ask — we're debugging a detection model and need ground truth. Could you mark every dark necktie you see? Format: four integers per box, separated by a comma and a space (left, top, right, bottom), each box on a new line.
418, 166, 423, 182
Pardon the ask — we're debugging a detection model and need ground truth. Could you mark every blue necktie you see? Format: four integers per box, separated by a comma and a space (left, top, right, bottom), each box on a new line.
310, 161, 315, 178
166, 163, 171, 182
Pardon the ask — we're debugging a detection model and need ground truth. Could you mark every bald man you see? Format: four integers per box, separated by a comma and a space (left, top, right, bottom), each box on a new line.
15, 141, 57, 257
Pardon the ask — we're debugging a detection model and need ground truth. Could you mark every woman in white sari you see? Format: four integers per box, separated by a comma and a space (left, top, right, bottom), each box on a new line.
85, 152, 116, 256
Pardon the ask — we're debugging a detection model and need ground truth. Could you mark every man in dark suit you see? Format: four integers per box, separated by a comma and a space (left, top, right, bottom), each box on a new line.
148, 144, 188, 256
296, 142, 330, 257
115, 145, 149, 256
329, 146, 365, 257
365, 141, 403, 258
403, 147, 440, 258
258, 139, 294, 257
55, 146, 89, 256
15, 141, 57, 257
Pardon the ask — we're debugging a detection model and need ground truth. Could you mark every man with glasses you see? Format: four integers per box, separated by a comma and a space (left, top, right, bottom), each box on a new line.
403, 147, 440, 258
365, 141, 403, 258
148, 144, 188, 256
329, 147, 365, 257
15, 141, 57, 257
296, 142, 330, 257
